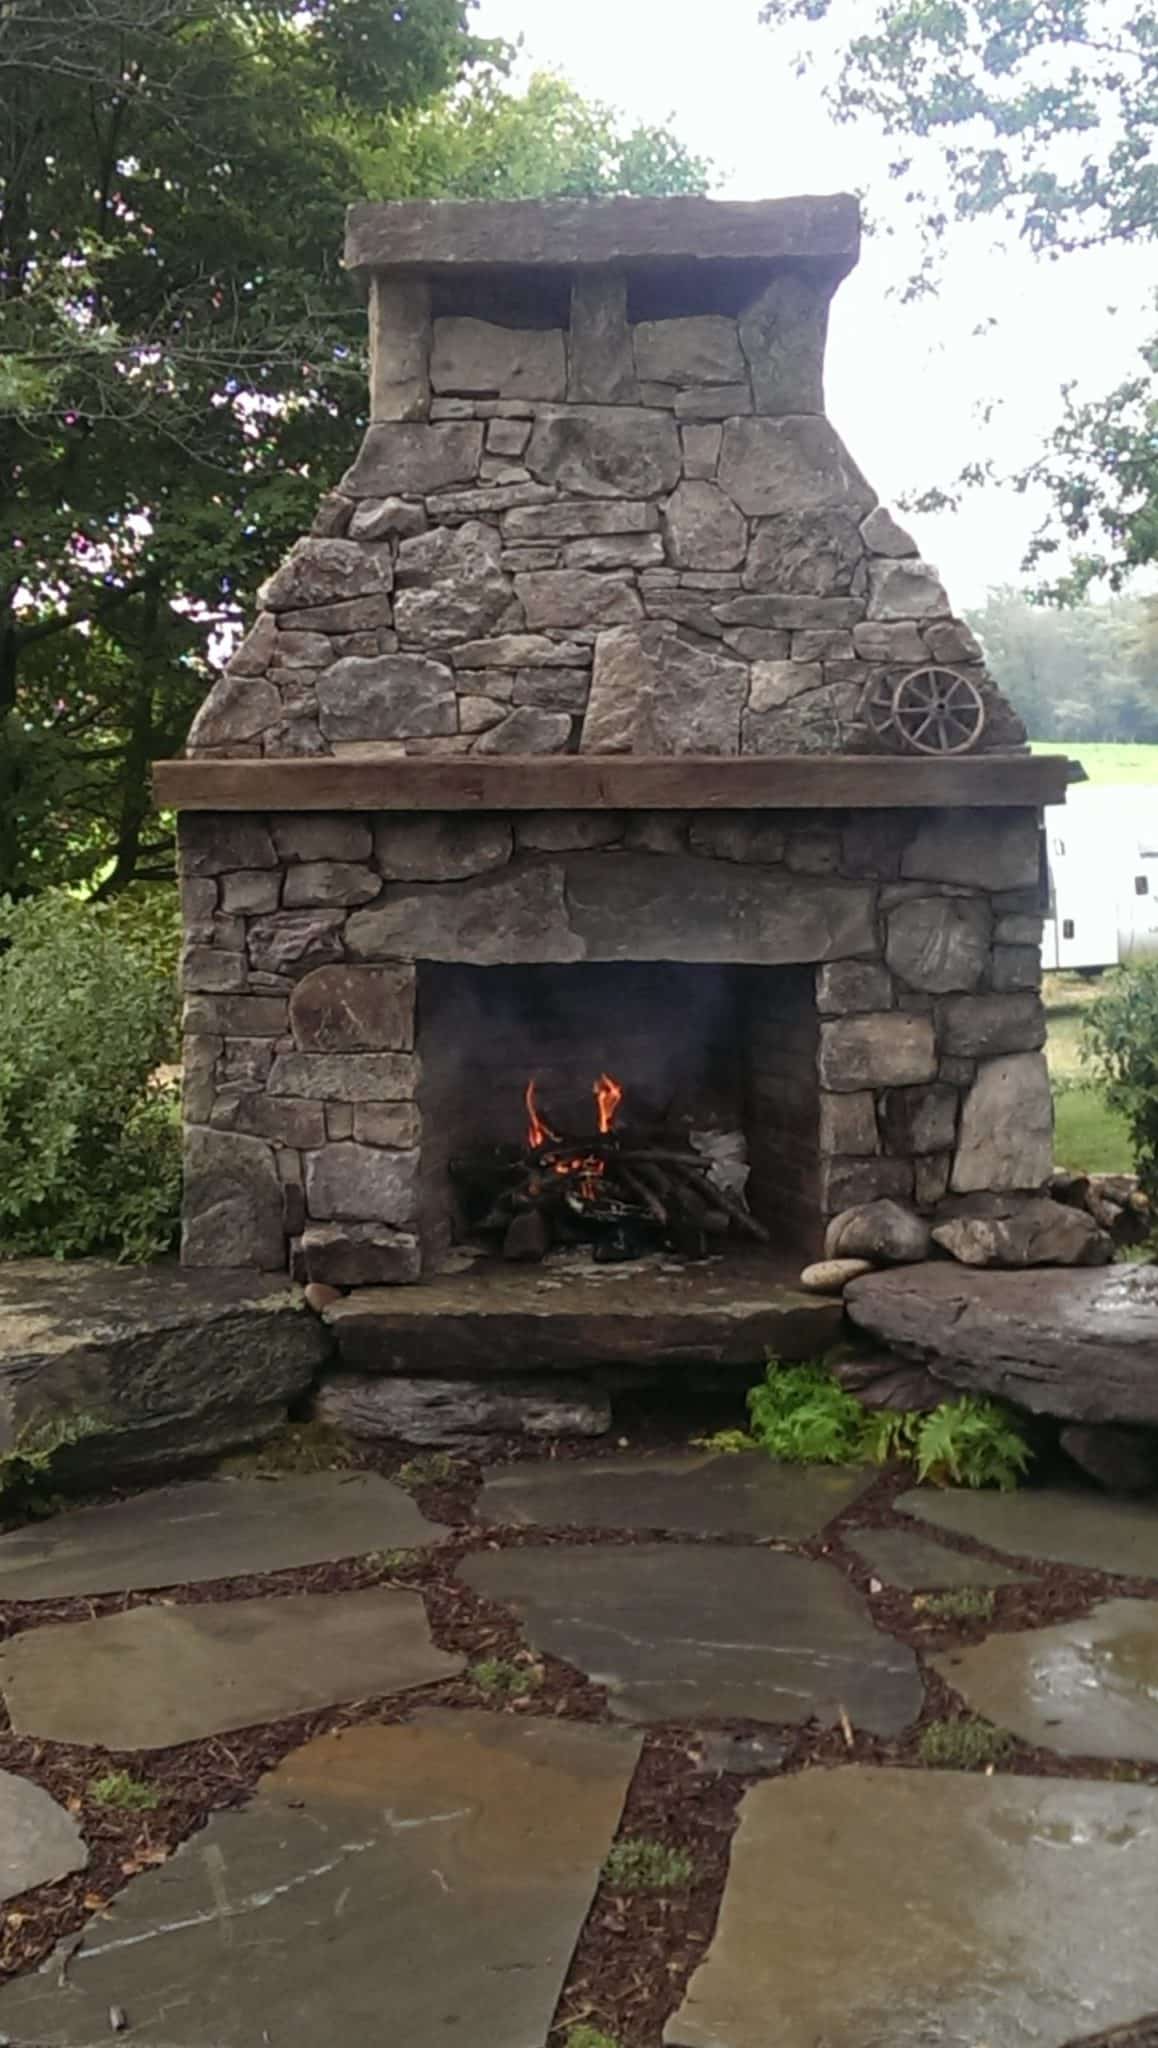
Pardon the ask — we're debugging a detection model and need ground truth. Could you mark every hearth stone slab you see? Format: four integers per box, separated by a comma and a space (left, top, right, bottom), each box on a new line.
665, 1768, 1158, 2048
0, 1712, 640, 2048
0, 1588, 461, 1748
932, 1600, 1158, 1761
0, 1474, 446, 1600
0, 1260, 329, 1481
846, 1524, 1032, 1590
0, 1771, 87, 1903
476, 1453, 874, 1539
845, 1261, 1158, 1423
896, 1486, 1158, 1579
322, 1254, 842, 1375
460, 1545, 922, 1732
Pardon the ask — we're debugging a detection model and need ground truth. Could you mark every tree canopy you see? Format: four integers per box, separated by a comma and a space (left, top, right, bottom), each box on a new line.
1, 2, 709, 897
759, 0, 1158, 596
966, 587, 1158, 743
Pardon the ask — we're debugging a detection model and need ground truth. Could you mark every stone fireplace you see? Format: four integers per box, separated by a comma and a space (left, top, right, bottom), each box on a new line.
159, 195, 1069, 1296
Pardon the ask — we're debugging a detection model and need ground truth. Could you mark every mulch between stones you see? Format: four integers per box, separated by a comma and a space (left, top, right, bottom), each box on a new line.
2, 1438, 1158, 2047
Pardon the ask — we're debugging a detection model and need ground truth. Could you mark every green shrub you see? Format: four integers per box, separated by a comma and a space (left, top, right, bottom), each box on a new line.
88, 1769, 161, 1812
0, 891, 181, 1261
602, 1837, 694, 1891
469, 1656, 542, 1700
743, 1359, 1031, 1490
918, 1718, 1014, 1769
564, 2028, 622, 2048
1082, 961, 1158, 1197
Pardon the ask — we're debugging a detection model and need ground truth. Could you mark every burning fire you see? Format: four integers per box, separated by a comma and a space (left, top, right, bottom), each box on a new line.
524, 1073, 624, 1180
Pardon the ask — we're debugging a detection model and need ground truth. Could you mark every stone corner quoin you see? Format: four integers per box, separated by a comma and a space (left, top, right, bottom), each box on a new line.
171, 194, 1049, 1286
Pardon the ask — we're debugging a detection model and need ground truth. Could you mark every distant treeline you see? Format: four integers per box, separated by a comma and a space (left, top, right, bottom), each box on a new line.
967, 589, 1158, 744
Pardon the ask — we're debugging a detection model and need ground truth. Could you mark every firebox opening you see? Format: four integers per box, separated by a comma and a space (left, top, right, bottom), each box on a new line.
415, 962, 820, 1267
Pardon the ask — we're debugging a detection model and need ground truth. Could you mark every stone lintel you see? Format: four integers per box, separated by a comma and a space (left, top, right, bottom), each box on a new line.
344, 195, 862, 279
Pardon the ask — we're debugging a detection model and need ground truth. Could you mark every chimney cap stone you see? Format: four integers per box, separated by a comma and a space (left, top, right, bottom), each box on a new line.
343, 194, 861, 279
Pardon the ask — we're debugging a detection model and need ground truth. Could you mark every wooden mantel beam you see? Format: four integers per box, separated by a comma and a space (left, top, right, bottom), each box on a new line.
152, 754, 1074, 814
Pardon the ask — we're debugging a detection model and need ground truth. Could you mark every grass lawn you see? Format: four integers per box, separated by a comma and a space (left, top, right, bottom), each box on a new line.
1032, 741, 1158, 787
1043, 971, 1135, 1174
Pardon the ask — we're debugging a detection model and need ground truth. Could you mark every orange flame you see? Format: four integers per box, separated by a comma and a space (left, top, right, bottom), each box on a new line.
525, 1078, 559, 1151
594, 1072, 624, 1136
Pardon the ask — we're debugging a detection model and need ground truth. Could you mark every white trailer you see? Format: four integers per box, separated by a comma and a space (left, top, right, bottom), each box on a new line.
1042, 785, 1158, 970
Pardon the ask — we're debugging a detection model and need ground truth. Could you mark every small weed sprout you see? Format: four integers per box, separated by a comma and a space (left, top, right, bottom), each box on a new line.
918, 1718, 1014, 1770
564, 2028, 623, 2048
691, 1429, 756, 1455
397, 1452, 458, 1491
469, 1656, 542, 1700
88, 1770, 161, 1812
602, 1837, 695, 1891
365, 1547, 420, 1573
913, 1588, 996, 1623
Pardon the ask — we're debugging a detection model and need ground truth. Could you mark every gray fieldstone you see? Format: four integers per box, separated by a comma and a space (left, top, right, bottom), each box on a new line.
992, 943, 1042, 991
951, 1052, 1054, 1192
339, 419, 484, 498
184, 993, 288, 1036
301, 1221, 421, 1286
0, 1587, 462, 1749
451, 631, 590, 667
282, 861, 380, 908
348, 495, 428, 542
861, 504, 918, 556
219, 869, 281, 916
0, 1472, 444, 1598
183, 1126, 285, 1269
462, 1544, 921, 1733
215, 1094, 326, 1148
562, 853, 878, 964
718, 416, 876, 517
1060, 1422, 1158, 1493
568, 271, 638, 402
880, 1083, 959, 1156
819, 1090, 880, 1156
516, 569, 643, 630
346, 864, 583, 966
667, 1768, 1158, 2048
0, 1714, 640, 2048
502, 498, 659, 541
317, 651, 457, 741
246, 907, 345, 977
316, 1373, 611, 1447
472, 706, 573, 754
824, 1198, 932, 1265
939, 993, 1047, 1058
393, 519, 512, 649
476, 1453, 874, 1540
847, 1263, 1158, 1426
257, 538, 392, 613
932, 1600, 1158, 1762
186, 673, 280, 750
289, 964, 415, 1052
581, 622, 747, 755
901, 810, 1041, 891
516, 811, 623, 851
226, 612, 279, 675
846, 1525, 1030, 1590
748, 660, 824, 710
818, 1013, 938, 1091
688, 814, 786, 863
799, 1258, 875, 1293
524, 405, 682, 498
374, 814, 513, 880
268, 1052, 417, 1101
367, 275, 430, 422
304, 1143, 420, 1224
820, 1156, 915, 1214
563, 532, 664, 569
353, 1102, 420, 1147
273, 627, 332, 668
633, 314, 746, 385
816, 959, 894, 1014
925, 616, 984, 662
853, 619, 928, 662
682, 423, 722, 477
898, 1479, 1158, 1571
0, 1772, 87, 1903
886, 896, 991, 993
182, 944, 247, 993
866, 557, 950, 620
278, 594, 394, 632
510, 669, 590, 712
932, 1195, 1111, 1266
430, 316, 565, 400
739, 271, 829, 415
673, 383, 753, 419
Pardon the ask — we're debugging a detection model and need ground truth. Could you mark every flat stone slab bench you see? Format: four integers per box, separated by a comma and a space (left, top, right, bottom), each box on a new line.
845, 1261, 1158, 1424
0, 1260, 331, 1480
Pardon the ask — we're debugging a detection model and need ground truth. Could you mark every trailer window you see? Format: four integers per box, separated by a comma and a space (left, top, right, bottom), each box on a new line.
1063, 918, 1075, 939
1136, 876, 1150, 897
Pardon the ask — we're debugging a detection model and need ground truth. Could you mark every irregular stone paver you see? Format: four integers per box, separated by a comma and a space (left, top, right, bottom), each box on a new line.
0, 1771, 87, 1903
0, 1474, 446, 1599
847, 1523, 1031, 1590
477, 1453, 873, 1539
933, 1599, 1158, 1762
693, 1732, 789, 1777
0, 1588, 461, 1749
461, 1545, 921, 1733
897, 1485, 1158, 1579
0, 1712, 640, 2048
666, 1767, 1158, 2048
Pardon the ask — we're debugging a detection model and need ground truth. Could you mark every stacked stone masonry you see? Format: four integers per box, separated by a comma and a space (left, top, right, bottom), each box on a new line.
179, 805, 1050, 1281
187, 250, 1025, 764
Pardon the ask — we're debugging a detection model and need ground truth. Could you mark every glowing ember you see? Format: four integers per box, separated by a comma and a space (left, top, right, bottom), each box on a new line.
594, 1072, 624, 1136
524, 1078, 559, 1151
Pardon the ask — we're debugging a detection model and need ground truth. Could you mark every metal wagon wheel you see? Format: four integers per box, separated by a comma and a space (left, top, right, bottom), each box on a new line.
890, 666, 987, 755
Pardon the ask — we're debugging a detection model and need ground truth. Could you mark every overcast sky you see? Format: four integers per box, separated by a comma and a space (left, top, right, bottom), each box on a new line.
473, 0, 1153, 609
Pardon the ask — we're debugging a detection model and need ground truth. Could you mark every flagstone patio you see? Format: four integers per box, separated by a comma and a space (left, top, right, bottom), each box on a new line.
2, 1452, 1158, 2046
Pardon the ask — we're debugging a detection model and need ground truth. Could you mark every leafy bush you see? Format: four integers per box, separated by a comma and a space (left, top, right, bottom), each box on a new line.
1082, 961, 1158, 1198
742, 1360, 1030, 1490
0, 891, 181, 1261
